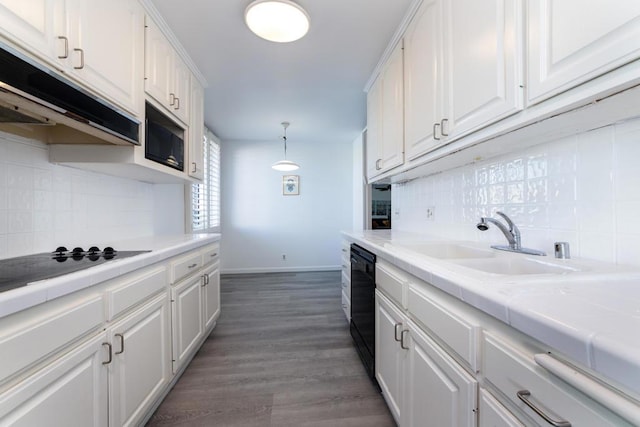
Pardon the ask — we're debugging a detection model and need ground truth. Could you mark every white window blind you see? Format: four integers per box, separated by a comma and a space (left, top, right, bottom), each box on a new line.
192, 128, 220, 231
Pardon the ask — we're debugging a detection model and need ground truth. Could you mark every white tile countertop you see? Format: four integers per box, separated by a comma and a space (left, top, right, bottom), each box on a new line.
0, 233, 221, 319
343, 229, 640, 400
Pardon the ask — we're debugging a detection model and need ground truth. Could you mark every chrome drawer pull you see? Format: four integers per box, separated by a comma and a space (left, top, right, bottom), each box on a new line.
400, 329, 409, 350
73, 48, 84, 69
115, 333, 124, 355
187, 263, 197, 269
102, 342, 112, 365
394, 323, 402, 342
517, 390, 571, 427
58, 36, 69, 58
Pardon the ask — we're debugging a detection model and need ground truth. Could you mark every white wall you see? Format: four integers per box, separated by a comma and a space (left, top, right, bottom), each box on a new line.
220, 136, 353, 273
392, 117, 640, 266
0, 132, 185, 259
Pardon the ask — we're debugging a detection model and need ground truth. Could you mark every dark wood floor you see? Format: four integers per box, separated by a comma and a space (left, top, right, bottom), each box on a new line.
146, 271, 395, 427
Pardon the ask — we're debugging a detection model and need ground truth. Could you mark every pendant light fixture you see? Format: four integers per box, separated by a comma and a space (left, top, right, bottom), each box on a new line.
245, 0, 310, 43
272, 121, 300, 171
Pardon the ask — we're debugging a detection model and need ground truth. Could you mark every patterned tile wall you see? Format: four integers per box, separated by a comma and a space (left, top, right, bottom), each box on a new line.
392, 117, 640, 266
0, 133, 155, 258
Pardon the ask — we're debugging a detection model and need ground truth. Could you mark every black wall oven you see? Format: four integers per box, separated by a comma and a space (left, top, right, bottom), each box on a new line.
350, 244, 376, 380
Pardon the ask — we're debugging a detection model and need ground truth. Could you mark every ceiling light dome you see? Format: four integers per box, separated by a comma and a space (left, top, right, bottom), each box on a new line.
245, 0, 310, 43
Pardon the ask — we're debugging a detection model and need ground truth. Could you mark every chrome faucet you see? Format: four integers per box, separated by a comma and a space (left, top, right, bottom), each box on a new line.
477, 212, 545, 256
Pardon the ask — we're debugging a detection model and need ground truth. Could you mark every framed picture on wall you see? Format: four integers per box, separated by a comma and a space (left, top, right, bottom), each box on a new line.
283, 175, 299, 195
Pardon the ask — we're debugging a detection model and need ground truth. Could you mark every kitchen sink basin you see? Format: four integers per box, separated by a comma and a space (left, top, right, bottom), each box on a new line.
453, 257, 583, 275
393, 243, 495, 259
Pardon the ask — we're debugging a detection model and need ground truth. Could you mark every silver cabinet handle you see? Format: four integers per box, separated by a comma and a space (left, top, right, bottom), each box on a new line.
174, 97, 180, 110
517, 390, 571, 427
187, 263, 198, 269
375, 159, 382, 170
341, 248, 347, 252
169, 93, 175, 106
350, 257, 358, 264
440, 118, 449, 136
191, 162, 197, 173
201, 273, 209, 286
73, 48, 84, 69
433, 122, 441, 140
115, 333, 124, 355
394, 323, 402, 342
57, 36, 68, 58
211, 253, 218, 257
400, 330, 409, 350
102, 342, 112, 365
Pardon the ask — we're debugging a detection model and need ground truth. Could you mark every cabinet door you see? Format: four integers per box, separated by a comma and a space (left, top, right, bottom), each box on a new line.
202, 262, 220, 331
66, 0, 144, 116
379, 41, 404, 173
527, 0, 640, 104
109, 294, 171, 427
0, 0, 62, 67
404, 0, 443, 160
443, 0, 523, 139
144, 17, 173, 108
171, 275, 203, 373
365, 76, 382, 179
479, 389, 525, 427
405, 320, 477, 427
375, 291, 406, 424
188, 80, 205, 180
172, 55, 191, 124
0, 333, 108, 426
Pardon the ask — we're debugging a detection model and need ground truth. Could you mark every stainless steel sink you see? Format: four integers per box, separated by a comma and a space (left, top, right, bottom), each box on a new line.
453, 257, 583, 275
392, 243, 495, 259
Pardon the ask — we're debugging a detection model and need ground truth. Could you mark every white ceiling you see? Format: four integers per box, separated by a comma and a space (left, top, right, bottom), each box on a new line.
149, 0, 413, 144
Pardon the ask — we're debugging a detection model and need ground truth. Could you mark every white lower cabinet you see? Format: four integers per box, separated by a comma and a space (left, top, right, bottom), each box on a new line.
405, 320, 478, 427
202, 261, 221, 331
107, 294, 171, 427
170, 274, 203, 374
0, 332, 109, 426
376, 289, 478, 427
375, 290, 407, 424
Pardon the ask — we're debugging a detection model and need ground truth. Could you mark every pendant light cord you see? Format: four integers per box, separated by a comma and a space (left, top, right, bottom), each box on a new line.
282, 125, 288, 160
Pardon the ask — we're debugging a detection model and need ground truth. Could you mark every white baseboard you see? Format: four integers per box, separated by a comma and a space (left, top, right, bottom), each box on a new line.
221, 265, 341, 274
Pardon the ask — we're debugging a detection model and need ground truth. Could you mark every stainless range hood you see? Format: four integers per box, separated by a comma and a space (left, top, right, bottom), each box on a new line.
0, 42, 140, 146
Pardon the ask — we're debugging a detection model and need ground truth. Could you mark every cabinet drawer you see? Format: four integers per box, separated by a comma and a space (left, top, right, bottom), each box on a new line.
171, 251, 202, 284
0, 295, 104, 385
375, 261, 407, 309
200, 243, 220, 267
408, 282, 479, 371
483, 332, 632, 427
106, 265, 167, 320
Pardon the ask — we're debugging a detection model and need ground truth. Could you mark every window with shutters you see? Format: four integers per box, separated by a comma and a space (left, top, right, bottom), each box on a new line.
191, 127, 220, 232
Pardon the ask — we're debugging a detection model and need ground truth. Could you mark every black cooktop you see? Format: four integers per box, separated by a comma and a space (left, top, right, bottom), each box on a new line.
0, 246, 150, 293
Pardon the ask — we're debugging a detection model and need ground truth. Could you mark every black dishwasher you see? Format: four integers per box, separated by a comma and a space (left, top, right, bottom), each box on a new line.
350, 244, 376, 380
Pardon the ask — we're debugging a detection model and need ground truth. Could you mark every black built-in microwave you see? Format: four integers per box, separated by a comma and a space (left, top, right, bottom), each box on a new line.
145, 102, 185, 171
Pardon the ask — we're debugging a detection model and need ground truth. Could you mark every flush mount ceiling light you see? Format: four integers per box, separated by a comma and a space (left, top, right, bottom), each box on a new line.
272, 121, 300, 171
245, 0, 310, 43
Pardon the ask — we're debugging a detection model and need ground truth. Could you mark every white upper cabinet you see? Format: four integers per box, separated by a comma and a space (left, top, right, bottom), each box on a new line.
0, 0, 144, 117
527, 0, 640, 105
145, 17, 191, 124
404, 0, 523, 161
0, 0, 61, 64
366, 41, 404, 180
443, 0, 523, 139
404, 0, 442, 160
65, 0, 144, 117
188, 79, 205, 180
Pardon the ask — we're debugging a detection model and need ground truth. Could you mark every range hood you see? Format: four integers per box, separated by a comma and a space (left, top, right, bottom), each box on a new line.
0, 42, 139, 145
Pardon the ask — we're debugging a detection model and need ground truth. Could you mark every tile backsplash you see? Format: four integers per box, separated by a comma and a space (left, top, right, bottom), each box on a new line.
392, 117, 640, 267
0, 133, 155, 258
